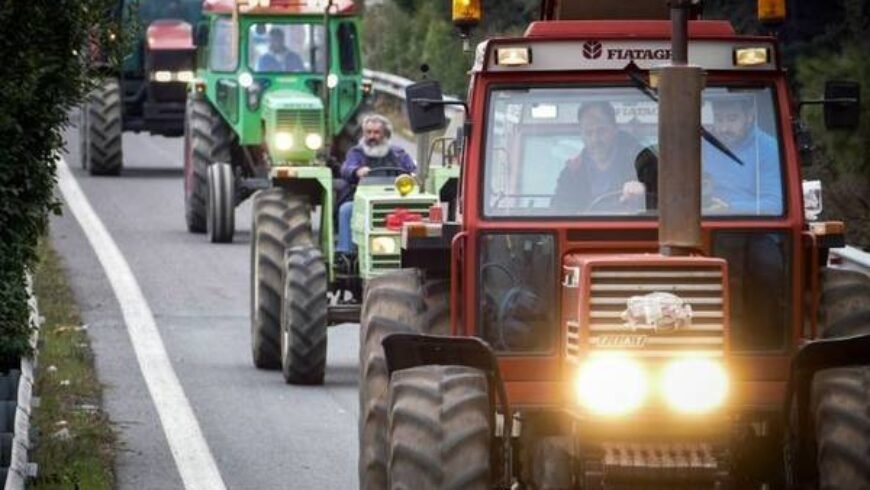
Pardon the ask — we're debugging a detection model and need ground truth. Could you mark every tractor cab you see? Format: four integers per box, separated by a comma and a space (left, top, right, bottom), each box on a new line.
196, 0, 365, 164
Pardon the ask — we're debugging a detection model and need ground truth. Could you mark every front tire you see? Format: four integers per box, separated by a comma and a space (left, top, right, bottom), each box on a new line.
386, 365, 491, 490
811, 268, 870, 489
281, 246, 328, 385
83, 78, 123, 176
358, 269, 449, 490
185, 95, 231, 233
207, 162, 235, 243
250, 189, 313, 370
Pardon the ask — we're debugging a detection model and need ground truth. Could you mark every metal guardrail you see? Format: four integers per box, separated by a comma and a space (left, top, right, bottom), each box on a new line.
3, 276, 39, 489
830, 246, 870, 275
363, 69, 465, 122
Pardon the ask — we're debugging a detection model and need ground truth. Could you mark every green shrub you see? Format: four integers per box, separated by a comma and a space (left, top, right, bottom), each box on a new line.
0, 0, 117, 366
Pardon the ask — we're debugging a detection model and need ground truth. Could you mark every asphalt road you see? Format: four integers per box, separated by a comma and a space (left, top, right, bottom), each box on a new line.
51, 115, 382, 489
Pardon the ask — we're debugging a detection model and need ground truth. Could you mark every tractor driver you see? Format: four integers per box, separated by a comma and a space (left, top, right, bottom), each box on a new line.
257, 28, 305, 72
551, 101, 647, 213
336, 114, 416, 257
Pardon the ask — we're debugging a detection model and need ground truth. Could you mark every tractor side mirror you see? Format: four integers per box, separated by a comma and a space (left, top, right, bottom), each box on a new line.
194, 22, 209, 47
824, 80, 860, 130
405, 81, 448, 134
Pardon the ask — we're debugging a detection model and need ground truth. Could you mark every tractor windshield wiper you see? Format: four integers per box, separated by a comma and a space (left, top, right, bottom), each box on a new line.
624, 63, 745, 167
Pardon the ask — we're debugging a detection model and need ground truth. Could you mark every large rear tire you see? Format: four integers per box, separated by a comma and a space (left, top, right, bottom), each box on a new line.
82, 78, 123, 176
281, 246, 328, 385
250, 189, 313, 370
811, 267, 870, 490
207, 162, 235, 243
185, 95, 231, 233
358, 269, 449, 490
386, 365, 491, 490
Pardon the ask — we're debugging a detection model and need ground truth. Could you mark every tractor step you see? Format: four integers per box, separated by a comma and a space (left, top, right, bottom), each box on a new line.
328, 304, 361, 325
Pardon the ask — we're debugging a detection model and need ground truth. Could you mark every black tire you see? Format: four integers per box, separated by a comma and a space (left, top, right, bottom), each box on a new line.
250, 189, 313, 370
529, 437, 573, 490
358, 269, 449, 490
185, 95, 231, 233
811, 267, 870, 490
387, 365, 491, 490
83, 78, 123, 176
207, 162, 235, 243
281, 246, 328, 385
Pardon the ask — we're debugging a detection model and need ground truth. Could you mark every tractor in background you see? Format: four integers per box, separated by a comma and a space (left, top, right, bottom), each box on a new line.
357, 0, 870, 488
188, 0, 458, 384
80, 0, 202, 175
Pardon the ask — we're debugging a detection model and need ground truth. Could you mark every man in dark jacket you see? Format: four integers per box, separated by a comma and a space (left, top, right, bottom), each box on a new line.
551, 101, 646, 213
336, 114, 416, 253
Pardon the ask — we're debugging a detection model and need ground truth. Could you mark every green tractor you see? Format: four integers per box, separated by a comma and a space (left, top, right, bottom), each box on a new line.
81, 0, 203, 175
187, 0, 459, 384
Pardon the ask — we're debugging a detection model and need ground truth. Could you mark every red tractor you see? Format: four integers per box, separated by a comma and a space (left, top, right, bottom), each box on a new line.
357, 0, 868, 489
80, 0, 201, 175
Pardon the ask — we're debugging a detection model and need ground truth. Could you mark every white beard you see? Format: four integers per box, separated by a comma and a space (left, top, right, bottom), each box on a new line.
360, 137, 390, 158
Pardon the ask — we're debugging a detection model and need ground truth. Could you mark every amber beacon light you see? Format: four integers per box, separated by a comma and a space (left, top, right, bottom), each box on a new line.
452, 0, 482, 27
757, 0, 786, 24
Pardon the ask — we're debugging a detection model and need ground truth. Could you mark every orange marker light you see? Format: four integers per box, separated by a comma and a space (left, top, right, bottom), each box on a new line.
452, 0, 482, 27
757, 0, 786, 24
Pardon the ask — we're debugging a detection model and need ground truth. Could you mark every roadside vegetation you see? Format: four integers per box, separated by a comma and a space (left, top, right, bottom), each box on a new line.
0, 0, 120, 365
30, 241, 115, 490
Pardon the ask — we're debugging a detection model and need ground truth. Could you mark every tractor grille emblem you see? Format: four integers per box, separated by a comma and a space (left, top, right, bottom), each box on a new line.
582, 41, 603, 60
621, 292, 693, 332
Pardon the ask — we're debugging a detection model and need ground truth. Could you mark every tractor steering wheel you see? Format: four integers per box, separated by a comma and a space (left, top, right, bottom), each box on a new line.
584, 190, 628, 213
365, 166, 410, 177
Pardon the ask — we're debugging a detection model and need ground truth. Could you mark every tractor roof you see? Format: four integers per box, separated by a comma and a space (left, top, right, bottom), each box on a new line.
524, 20, 736, 39
202, 0, 356, 15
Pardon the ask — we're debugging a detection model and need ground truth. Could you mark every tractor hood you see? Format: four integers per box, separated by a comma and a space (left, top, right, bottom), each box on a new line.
261, 89, 325, 163
262, 89, 324, 113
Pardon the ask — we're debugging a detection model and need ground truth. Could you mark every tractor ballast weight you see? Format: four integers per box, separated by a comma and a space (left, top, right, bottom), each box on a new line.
80, 0, 201, 175
359, 0, 869, 488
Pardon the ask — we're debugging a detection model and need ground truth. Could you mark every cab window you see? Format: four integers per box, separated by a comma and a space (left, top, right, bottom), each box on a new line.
208, 18, 237, 72
248, 23, 326, 73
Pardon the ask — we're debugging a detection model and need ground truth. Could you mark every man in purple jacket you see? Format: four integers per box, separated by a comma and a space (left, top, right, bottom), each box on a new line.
337, 114, 416, 254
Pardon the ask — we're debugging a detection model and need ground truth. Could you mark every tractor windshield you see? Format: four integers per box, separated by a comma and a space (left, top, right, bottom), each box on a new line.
482, 85, 785, 219
248, 23, 326, 74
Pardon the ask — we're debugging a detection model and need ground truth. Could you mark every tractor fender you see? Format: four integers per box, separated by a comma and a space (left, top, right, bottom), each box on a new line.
784, 333, 870, 487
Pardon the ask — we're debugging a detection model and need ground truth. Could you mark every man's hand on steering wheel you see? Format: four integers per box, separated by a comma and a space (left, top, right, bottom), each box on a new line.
584, 181, 646, 212
359, 166, 412, 179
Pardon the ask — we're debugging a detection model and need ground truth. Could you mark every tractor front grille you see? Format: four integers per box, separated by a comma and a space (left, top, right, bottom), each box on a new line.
370, 200, 434, 229
276, 109, 322, 134
582, 265, 726, 358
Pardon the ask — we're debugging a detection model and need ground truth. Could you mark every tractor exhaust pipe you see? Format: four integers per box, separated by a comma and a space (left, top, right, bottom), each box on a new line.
657, 0, 704, 256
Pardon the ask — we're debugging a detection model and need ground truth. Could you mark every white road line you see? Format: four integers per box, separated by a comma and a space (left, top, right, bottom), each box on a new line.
56, 157, 227, 490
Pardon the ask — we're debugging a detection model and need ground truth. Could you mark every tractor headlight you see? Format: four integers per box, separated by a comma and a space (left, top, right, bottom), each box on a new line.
238, 72, 254, 88
661, 358, 729, 414
176, 70, 194, 83
153, 70, 173, 83
370, 236, 399, 255
575, 355, 649, 416
274, 132, 294, 151
305, 133, 323, 150
394, 174, 416, 197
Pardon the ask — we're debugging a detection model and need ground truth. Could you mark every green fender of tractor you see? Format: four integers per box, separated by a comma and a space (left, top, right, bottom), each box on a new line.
426, 165, 460, 198
276, 166, 335, 280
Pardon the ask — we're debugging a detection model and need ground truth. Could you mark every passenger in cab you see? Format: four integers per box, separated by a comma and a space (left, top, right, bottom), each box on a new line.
702, 96, 782, 215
